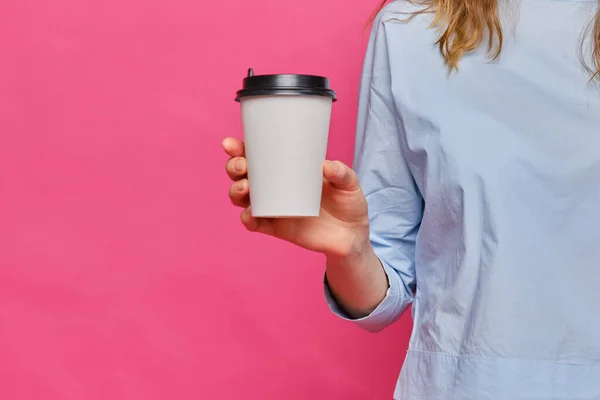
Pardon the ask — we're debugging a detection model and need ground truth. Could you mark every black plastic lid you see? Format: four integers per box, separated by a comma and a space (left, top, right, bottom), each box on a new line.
235, 68, 337, 102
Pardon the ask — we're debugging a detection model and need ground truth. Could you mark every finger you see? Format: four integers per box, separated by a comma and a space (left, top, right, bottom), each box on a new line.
229, 179, 250, 207
323, 160, 360, 191
226, 157, 247, 180
222, 137, 245, 158
240, 207, 274, 235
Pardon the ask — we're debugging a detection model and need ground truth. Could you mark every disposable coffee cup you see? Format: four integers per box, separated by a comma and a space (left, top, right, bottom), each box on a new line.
235, 68, 337, 217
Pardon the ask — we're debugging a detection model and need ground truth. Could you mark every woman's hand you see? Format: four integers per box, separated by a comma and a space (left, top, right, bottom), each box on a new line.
223, 137, 371, 259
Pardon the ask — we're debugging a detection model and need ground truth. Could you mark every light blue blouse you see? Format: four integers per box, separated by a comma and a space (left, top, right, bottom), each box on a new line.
325, 0, 600, 398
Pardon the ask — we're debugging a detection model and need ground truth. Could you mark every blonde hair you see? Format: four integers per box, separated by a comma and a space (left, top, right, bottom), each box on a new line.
371, 0, 600, 81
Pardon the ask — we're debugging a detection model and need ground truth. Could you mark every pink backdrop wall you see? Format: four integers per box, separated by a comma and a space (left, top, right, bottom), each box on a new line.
0, 0, 411, 398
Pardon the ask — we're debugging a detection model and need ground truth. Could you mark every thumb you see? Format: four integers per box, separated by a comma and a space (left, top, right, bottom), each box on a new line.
323, 160, 360, 191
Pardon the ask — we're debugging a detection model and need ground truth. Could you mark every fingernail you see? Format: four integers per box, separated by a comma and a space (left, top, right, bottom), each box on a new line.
236, 180, 246, 191
240, 209, 249, 223
234, 159, 244, 172
330, 161, 340, 171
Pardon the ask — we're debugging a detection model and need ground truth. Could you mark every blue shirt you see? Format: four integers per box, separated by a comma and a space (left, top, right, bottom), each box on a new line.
325, 0, 600, 398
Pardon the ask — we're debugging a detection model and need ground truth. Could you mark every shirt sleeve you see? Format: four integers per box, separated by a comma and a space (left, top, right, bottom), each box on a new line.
324, 12, 424, 333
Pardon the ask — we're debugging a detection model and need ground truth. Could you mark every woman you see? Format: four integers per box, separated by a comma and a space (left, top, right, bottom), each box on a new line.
223, 0, 600, 397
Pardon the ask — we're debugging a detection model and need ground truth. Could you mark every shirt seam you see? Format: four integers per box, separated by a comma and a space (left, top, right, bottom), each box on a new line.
408, 348, 600, 366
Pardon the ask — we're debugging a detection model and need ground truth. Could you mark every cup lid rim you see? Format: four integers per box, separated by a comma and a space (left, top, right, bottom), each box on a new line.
235, 68, 337, 102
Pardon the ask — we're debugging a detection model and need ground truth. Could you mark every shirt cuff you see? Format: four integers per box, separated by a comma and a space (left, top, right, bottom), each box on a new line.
323, 257, 408, 333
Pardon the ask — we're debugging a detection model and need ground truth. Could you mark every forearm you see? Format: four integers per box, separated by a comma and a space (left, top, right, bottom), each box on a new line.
325, 244, 389, 319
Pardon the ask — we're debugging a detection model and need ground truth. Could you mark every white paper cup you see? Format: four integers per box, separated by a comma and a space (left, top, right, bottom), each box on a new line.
235, 69, 337, 217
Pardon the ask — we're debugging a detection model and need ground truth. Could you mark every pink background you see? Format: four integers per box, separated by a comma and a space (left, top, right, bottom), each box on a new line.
0, 0, 411, 399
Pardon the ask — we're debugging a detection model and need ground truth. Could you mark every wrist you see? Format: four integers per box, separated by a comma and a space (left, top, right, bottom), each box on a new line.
325, 235, 374, 272
324, 239, 387, 318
